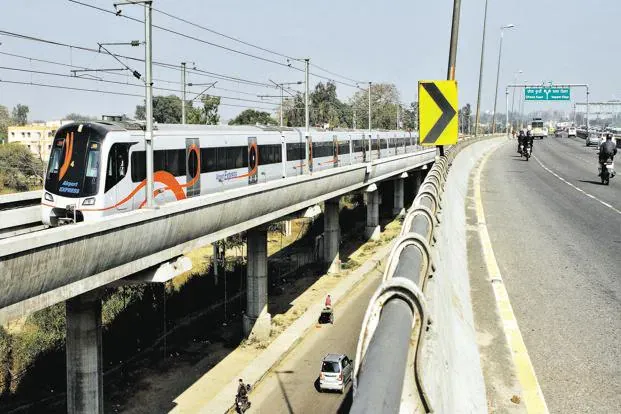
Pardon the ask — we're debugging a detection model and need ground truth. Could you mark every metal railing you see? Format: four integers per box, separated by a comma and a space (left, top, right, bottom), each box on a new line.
351, 137, 482, 413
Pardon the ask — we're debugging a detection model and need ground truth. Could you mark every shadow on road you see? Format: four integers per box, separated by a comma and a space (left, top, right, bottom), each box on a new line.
577, 179, 606, 186
275, 370, 295, 414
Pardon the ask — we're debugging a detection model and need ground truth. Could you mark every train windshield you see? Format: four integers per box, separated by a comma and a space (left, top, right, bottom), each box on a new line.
45, 125, 102, 198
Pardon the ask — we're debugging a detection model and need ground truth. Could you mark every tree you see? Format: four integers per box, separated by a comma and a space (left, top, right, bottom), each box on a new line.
228, 109, 277, 126
12, 104, 29, 126
64, 113, 97, 122
350, 83, 400, 130
282, 82, 351, 128
187, 95, 221, 125
0, 143, 45, 191
402, 102, 418, 131
0, 105, 10, 143
135, 95, 183, 123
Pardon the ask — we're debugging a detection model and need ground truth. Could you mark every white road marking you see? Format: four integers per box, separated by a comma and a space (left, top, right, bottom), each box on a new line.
533, 155, 621, 215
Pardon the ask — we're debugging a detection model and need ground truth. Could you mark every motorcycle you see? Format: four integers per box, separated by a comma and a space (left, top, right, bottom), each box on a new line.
235, 384, 252, 413
522, 142, 532, 161
599, 159, 615, 185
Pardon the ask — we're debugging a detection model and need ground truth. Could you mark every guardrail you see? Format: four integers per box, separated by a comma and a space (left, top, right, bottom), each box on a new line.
0, 190, 44, 239
351, 138, 481, 413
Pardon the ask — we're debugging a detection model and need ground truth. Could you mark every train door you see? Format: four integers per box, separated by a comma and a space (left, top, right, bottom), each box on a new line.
185, 138, 201, 197
332, 134, 339, 167
104, 143, 130, 212
248, 137, 258, 184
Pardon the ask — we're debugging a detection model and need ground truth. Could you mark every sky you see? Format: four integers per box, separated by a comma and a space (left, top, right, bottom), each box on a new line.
0, 0, 619, 122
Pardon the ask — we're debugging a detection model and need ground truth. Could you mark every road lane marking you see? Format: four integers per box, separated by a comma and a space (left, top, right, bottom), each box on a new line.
474, 147, 549, 414
533, 156, 621, 215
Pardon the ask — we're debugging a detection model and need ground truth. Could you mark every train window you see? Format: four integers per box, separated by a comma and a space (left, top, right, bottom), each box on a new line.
381, 138, 388, 149
131, 151, 145, 182
227, 146, 245, 169
312, 141, 332, 158
167, 149, 186, 176
105, 143, 129, 192
200, 147, 216, 173
216, 147, 227, 171
258, 144, 282, 165
338, 142, 350, 154
372, 139, 380, 151
286, 142, 305, 161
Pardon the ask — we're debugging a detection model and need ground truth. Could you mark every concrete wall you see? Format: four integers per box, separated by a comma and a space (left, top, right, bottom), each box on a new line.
420, 139, 504, 413
0, 149, 435, 323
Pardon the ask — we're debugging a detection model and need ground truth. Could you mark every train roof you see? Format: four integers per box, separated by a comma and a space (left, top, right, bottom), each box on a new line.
58, 121, 412, 136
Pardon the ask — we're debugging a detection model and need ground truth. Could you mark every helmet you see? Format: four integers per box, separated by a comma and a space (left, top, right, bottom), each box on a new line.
606, 133, 613, 139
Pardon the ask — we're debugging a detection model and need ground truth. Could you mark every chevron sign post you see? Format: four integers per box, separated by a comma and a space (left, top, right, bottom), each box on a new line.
418, 80, 458, 146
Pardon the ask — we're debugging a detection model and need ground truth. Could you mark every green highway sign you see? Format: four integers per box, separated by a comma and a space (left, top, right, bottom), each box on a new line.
525, 87, 571, 101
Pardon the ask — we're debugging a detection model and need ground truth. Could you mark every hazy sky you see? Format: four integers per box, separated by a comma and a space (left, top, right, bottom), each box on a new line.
0, 0, 618, 122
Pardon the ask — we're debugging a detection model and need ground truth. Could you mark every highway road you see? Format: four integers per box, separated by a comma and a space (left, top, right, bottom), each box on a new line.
480, 135, 620, 412
248, 266, 383, 413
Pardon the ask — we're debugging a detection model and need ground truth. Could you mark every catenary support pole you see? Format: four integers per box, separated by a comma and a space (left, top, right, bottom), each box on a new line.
304, 58, 310, 174
144, 1, 154, 208
181, 62, 186, 124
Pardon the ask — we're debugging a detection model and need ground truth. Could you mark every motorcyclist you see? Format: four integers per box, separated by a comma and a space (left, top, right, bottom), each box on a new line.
598, 133, 617, 176
517, 129, 526, 153
525, 127, 534, 154
237, 378, 248, 405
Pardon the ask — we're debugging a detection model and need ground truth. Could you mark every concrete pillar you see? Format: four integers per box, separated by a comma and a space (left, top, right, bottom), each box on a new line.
324, 197, 341, 273
414, 170, 423, 196
393, 172, 407, 216
243, 227, 271, 340
66, 290, 103, 414
365, 184, 380, 240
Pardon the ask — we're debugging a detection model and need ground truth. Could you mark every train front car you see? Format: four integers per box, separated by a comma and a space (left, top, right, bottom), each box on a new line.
41, 122, 110, 226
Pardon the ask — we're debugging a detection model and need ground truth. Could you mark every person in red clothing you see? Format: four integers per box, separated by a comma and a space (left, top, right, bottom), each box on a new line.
325, 294, 332, 308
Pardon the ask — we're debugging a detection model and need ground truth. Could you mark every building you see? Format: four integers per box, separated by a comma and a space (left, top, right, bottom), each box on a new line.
7, 120, 72, 161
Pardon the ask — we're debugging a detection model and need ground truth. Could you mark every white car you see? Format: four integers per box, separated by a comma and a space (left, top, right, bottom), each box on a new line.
568, 127, 576, 137
319, 353, 353, 393
585, 133, 600, 146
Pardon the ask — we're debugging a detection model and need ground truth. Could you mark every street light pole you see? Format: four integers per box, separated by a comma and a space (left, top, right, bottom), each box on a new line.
474, 0, 489, 137
510, 69, 522, 129
445, 0, 461, 156
181, 62, 186, 124
505, 88, 509, 137
492, 24, 515, 134
144, 0, 154, 208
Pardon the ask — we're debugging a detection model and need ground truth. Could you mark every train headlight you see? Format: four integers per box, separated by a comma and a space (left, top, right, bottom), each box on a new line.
44, 192, 54, 202
82, 197, 96, 206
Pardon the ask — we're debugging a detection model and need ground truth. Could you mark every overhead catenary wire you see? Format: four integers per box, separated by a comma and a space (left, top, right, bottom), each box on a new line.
0, 30, 278, 89
67, 0, 363, 89
0, 66, 282, 106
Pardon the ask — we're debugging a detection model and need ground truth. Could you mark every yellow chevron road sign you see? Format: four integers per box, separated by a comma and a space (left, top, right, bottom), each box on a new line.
418, 80, 458, 145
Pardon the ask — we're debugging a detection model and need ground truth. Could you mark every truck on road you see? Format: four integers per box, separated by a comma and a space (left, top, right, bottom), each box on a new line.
531, 118, 547, 139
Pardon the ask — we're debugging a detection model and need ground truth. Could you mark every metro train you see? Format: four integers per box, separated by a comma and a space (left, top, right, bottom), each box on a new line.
41, 121, 418, 226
